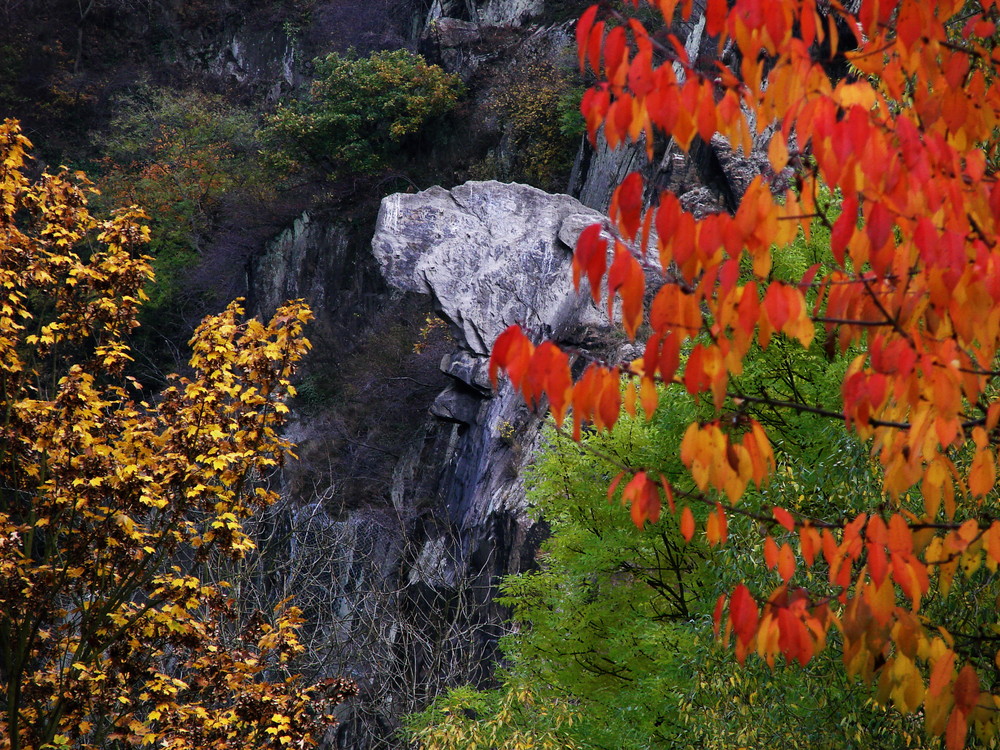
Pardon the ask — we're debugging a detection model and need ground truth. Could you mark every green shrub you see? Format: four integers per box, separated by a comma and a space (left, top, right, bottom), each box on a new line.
262, 49, 463, 178
92, 85, 267, 360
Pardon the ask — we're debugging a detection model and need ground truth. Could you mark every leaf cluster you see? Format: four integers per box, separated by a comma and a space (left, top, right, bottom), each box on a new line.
261, 49, 463, 178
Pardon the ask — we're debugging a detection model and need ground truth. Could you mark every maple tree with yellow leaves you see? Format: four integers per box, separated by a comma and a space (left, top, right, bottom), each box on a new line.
0, 119, 354, 750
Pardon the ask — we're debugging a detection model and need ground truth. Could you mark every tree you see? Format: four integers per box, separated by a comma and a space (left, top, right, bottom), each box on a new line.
410, 227, 938, 749
262, 49, 463, 178
93, 85, 269, 348
490, 1, 1000, 747
0, 118, 355, 750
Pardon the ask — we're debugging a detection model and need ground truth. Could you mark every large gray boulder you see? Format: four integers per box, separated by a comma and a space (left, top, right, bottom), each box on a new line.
372, 180, 608, 357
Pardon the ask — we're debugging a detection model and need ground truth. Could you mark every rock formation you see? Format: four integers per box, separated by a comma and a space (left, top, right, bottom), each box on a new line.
373, 181, 607, 355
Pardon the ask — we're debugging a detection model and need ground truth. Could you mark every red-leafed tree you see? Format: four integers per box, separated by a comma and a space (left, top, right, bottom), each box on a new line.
490, 1, 1000, 747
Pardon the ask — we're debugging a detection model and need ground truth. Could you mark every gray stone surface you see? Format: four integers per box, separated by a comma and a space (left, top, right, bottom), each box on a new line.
373, 180, 608, 356
252, 211, 350, 320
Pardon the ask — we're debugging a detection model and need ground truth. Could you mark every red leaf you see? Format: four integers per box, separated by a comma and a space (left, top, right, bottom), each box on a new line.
587, 21, 606, 76
729, 583, 759, 647
773, 505, 795, 532
830, 195, 857, 266
627, 49, 654, 98
764, 283, 791, 333
607, 470, 626, 500
603, 25, 628, 82
666, 32, 689, 67
659, 330, 681, 384
612, 172, 644, 240
954, 664, 980, 714
705, 0, 727, 36
868, 540, 888, 587
581, 85, 611, 143
713, 592, 726, 637
489, 325, 534, 390
607, 242, 645, 339
798, 263, 821, 292
683, 343, 711, 396
526, 341, 572, 427
573, 223, 608, 304
597, 366, 621, 431
576, 5, 600, 72
624, 471, 661, 527
866, 200, 893, 250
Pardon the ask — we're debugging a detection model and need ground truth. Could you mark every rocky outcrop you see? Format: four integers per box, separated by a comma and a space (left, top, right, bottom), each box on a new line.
374, 181, 606, 355
206, 24, 299, 101
251, 211, 351, 322
373, 178, 623, 520
423, 0, 543, 28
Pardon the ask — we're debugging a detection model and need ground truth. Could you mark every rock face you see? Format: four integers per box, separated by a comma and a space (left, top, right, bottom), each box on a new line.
372, 178, 620, 537
246, 182, 623, 749
424, 0, 544, 27
251, 212, 352, 324
374, 181, 606, 355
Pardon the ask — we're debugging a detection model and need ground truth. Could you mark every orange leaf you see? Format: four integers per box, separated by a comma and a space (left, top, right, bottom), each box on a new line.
764, 535, 779, 570
680, 505, 695, 541
768, 134, 789, 172
659, 474, 676, 513
607, 242, 645, 338
968, 447, 996, 498
778, 542, 796, 582
945, 707, 968, 750
623, 470, 661, 527
773, 505, 795, 532
929, 650, 956, 697
706, 502, 727, 546
799, 523, 820, 567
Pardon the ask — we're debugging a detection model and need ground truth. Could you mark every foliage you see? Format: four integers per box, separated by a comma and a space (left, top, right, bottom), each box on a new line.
412, 236, 938, 748
482, 61, 583, 190
93, 86, 267, 321
489, 1, 1000, 747
262, 49, 463, 178
405, 679, 581, 750
0, 119, 355, 750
